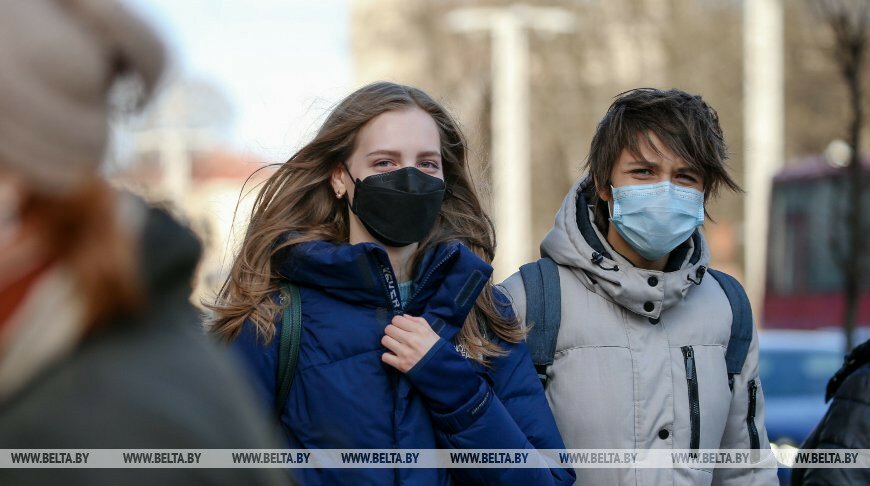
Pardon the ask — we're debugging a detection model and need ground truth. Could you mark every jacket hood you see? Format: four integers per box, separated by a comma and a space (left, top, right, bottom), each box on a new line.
540, 176, 710, 319
274, 239, 493, 341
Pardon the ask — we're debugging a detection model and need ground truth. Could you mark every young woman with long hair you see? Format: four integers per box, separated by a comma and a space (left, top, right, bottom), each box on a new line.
211, 81, 574, 485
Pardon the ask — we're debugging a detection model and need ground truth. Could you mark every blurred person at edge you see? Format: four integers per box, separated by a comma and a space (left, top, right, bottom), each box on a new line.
0, 1, 286, 485
500, 89, 779, 485
792, 338, 870, 485
209, 81, 575, 485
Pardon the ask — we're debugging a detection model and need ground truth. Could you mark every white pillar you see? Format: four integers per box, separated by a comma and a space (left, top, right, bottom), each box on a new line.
161, 129, 191, 204
743, 0, 784, 324
491, 13, 532, 282
447, 5, 574, 281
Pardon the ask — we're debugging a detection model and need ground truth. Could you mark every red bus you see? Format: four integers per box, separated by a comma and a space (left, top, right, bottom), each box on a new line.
763, 155, 870, 329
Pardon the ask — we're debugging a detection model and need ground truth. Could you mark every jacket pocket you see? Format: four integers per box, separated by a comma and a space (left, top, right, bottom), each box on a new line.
747, 378, 760, 461
681, 346, 700, 452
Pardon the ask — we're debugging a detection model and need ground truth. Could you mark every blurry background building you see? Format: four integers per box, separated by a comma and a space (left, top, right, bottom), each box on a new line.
108, 0, 350, 307
109, 78, 274, 306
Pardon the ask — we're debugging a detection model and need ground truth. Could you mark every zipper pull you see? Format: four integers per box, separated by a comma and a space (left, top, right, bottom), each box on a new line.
685, 348, 695, 380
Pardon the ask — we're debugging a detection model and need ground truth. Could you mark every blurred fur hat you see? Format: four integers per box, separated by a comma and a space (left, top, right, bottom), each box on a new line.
0, 0, 166, 194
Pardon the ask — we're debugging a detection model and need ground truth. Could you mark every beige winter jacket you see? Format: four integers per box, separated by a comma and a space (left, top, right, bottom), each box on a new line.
500, 177, 778, 485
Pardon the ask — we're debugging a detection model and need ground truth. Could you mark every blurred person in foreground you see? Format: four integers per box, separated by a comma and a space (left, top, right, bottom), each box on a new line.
792, 338, 870, 485
0, 1, 285, 484
500, 88, 779, 485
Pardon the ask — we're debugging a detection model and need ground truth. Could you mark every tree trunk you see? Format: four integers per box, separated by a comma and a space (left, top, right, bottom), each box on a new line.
843, 56, 863, 353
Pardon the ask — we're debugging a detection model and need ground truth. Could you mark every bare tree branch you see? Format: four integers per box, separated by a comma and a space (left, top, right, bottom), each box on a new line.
811, 0, 868, 352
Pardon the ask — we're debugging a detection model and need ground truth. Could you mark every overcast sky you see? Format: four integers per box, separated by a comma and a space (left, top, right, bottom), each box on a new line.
127, 0, 353, 162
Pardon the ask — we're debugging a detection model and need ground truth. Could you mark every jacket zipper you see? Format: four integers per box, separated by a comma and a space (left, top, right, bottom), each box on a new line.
372, 251, 404, 314
681, 346, 700, 452
371, 250, 402, 474
747, 379, 760, 451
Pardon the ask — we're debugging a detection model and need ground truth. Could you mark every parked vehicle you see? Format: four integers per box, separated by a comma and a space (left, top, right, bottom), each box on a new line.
759, 329, 845, 446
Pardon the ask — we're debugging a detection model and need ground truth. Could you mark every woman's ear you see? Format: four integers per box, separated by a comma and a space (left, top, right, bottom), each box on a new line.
330, 164, 347, 199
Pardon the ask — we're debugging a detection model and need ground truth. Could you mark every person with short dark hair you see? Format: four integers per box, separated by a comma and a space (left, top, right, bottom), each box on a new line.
500, 88, 778, 485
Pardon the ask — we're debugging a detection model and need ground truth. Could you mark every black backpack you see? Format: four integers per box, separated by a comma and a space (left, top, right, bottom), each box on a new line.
518, 257, 753, 389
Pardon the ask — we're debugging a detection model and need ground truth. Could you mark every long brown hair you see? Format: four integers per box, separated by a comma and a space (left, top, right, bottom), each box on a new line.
208, 81, 521, 363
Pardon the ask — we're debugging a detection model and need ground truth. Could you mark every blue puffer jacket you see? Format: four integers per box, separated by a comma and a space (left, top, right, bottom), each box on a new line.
231, 239, 575, 485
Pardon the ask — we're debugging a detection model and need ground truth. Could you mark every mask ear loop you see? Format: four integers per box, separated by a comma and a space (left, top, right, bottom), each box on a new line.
606, 184, 618, 221
593, 182, 620, 272
338, 163, 359, 215
341, 163, 359, 184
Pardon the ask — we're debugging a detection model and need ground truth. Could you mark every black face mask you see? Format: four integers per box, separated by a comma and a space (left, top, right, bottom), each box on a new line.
345, 166, 446, 247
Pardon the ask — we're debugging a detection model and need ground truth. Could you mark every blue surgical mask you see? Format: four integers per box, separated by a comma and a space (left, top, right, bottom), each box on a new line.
609, 181, 705, 261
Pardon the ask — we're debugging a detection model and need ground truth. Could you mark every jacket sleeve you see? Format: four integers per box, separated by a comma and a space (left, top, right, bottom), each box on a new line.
712, 326, 779, 486
405, 290, 575, 486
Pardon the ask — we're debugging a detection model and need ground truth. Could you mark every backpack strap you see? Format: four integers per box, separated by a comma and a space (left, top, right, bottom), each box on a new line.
519, 257, 561, 387
707, 269, 753, 391
276, 282, 302, 416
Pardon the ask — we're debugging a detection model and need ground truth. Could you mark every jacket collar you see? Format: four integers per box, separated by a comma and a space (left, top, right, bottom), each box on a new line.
540, 177, 711, 318
274, 239, 492, 340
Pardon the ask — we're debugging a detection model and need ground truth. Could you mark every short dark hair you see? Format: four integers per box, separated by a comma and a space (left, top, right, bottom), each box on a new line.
583, 88, 740, 233
585, 88, 740, 198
